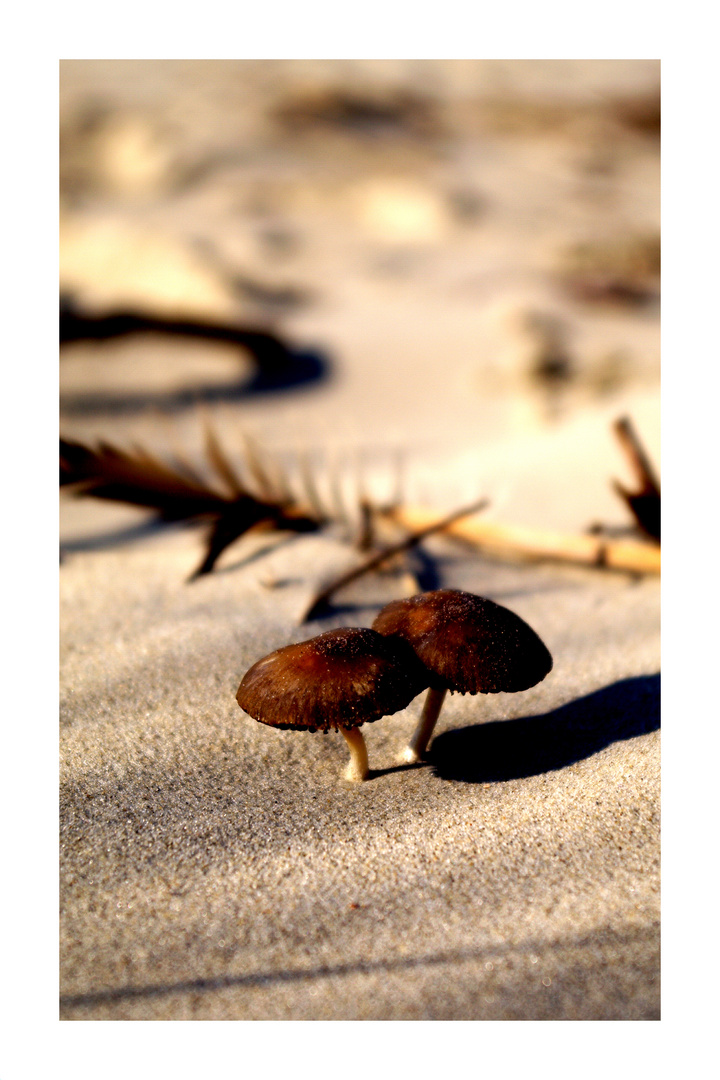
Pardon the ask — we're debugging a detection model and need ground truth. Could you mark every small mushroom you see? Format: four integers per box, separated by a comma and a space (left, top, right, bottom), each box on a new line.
236, 626, 428, 781
372, 588, 553, 764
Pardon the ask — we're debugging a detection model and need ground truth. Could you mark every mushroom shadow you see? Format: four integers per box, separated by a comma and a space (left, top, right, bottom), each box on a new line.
428, 673, 660, 783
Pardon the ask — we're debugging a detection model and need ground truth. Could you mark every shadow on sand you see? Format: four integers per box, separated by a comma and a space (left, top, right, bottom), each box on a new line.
59, 920, 656, 1014
427, 673, 660, 783
59, 301, 332, 415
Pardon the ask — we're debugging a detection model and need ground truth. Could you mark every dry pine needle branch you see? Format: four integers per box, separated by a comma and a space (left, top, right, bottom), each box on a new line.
60, 418, 660, 601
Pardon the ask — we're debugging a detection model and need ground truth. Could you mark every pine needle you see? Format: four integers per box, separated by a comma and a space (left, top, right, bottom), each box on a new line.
60, 437, 226, 517
240, 432, 282, 501
60, 432, 319, 577
297, 449, 329, 523
202, 418, 244, 499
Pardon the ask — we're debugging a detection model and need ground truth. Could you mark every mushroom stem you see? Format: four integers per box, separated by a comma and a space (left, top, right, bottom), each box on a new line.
400, 687, 447, 764
341, 726, 369, 782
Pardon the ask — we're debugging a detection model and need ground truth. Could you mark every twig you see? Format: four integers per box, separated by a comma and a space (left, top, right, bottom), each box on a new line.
613, 416, 661, 495
388, 506, 661, 575
60, 433, 320, 579
59, 298, 294, 373
300, 498, 490, 621
612, 415, 660, 541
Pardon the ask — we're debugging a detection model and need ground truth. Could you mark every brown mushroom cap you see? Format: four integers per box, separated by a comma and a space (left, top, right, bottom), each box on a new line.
372, 588, 552, 695
236, 626, 428, 734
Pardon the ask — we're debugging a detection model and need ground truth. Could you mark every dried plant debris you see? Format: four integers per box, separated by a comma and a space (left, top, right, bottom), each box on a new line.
611, 415, 660, 541
60, 295, 293, 373
299, 498, 489, 622
272, 85, 440, 139
60, 416, 660, 604
388, 416, 660, 577
558, 234, 660, 306
607, 91, 660, 137
392, 506, 660, 576
60, 428, 322, 580
471, 89, 659, 140
60, 426, 479, 601
59, 296, 329, 412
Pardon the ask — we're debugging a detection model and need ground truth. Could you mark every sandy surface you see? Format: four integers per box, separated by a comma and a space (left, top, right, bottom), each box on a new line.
59, 60, 660, 1021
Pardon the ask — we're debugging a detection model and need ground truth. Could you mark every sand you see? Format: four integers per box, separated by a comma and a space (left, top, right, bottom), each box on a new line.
59, 60, 660, 1021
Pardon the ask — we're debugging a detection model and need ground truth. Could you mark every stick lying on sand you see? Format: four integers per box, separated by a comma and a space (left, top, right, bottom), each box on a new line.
61, 419, 660, 589
300, 498, 490, 621
388, 506, 661, 575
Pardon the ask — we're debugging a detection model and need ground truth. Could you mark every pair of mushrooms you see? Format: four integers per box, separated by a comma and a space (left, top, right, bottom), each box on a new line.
236, 589, 553, 781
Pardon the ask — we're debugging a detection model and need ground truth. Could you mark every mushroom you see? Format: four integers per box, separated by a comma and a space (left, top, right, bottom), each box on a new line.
371, 588, 553, 764
236, 626, 428, 781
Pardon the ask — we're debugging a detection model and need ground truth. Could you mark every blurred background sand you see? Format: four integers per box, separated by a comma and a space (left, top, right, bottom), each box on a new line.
60, 59, 659, 527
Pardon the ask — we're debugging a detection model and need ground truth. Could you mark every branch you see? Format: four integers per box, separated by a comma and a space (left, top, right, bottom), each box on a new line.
300, 498, 490, 621
60, 433, 321, 579
388, 506, 661, 575
612, 415, 660, 541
